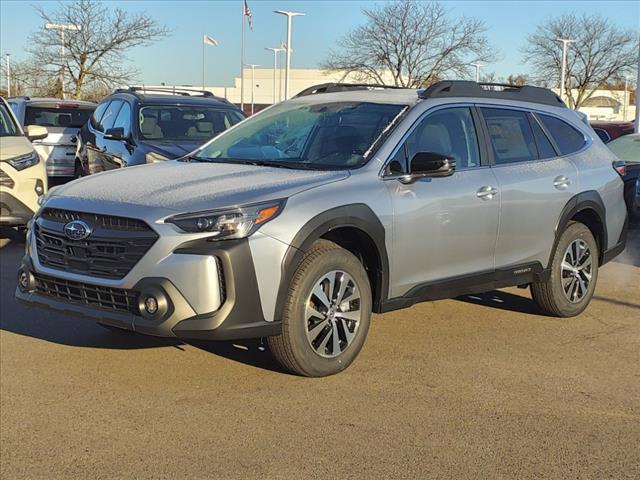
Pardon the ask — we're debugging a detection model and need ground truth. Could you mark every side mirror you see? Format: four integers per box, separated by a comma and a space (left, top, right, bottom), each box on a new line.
25, 125, 48, 142
104, 127, 126, 140
400, 152, 456, 184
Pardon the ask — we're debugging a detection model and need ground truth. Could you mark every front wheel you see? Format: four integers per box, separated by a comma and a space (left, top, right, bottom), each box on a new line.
268, 240, 372, 377
531, 222, 599, 317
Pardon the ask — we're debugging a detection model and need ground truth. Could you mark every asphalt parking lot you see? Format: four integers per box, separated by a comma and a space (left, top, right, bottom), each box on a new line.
1, 227, 639, 479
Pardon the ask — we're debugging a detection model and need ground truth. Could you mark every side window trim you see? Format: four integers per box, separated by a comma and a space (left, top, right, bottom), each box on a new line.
380, 103, 485, 177
470, 105, 493, 167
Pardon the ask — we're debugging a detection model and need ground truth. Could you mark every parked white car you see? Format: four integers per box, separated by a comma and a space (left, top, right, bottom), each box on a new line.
8, 97, 95, 179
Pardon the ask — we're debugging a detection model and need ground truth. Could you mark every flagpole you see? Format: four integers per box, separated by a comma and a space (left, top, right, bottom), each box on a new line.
240, 1, 245, 112
202, 33, 205, 91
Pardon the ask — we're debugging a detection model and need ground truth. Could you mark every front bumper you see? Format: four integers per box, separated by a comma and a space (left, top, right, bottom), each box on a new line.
0, 191, 36, 226
16, 235, 282, 340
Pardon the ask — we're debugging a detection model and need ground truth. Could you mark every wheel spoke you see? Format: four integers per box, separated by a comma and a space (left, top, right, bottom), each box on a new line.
307, 318, 329, 343
306, 303, 325, 320
561, 275, 574, 291
311, 283, 330, 310
317, 326, 333, 353
340, 318, 356, 344
561, 261, 575, 274
335, 309, 360, 322
335, 273, 348, 304
331, 322, 340, 355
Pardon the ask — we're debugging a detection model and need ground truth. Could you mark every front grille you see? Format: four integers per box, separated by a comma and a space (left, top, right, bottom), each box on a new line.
0, 168, 14, 189
35, 208, 158, 279
33, 272, 139, 315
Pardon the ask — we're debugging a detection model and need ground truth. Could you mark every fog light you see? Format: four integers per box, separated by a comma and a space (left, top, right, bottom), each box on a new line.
17, 269, 35, 292
19, 271, 29, 289
35, 179, 44, 196
144, 296, 158, 315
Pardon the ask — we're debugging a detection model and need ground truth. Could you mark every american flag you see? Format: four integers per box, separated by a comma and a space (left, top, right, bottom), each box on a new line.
243, 0, 253, 31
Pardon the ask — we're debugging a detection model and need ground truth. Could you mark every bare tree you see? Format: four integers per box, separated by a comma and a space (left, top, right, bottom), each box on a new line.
522, 13, 639, 108
28, 0, 168, 99
322, 0, 494, 88
506, 73, 529, 86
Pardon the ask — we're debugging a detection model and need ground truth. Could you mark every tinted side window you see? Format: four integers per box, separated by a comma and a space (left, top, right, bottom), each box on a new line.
112, 102, 132, 136
539, 114, 586, 155
481, 108, 537, 164
529, 115, 557, 159
99, 100, 123, 131
90, 101, 110, 129
396, 107, 480, 172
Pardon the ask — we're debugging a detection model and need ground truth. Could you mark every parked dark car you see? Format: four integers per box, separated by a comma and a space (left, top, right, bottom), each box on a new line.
607, 132, 640, 222
590, 120, 634, 144
76, 87, 245, 176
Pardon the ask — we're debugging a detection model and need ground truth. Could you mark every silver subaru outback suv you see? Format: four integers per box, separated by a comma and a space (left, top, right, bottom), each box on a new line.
16, 81, 628, 377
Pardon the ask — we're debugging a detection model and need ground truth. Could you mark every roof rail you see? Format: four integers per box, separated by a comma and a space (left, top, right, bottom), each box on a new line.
294, 82, 404, 98
418, 81, 566, 107
114, 86, 216, 98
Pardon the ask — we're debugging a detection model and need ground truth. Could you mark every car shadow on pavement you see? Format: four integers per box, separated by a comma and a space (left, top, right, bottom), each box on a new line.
455, 290, 544, 316
188, 340, 291, 375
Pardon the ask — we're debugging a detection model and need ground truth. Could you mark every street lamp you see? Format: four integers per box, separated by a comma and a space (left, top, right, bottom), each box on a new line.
45, 23, 81, 99
245, 64, 259, 115
470, 63, 484, 83
265, 47, 284, 105
274, 10, 304, 100
556, 38, 576, 105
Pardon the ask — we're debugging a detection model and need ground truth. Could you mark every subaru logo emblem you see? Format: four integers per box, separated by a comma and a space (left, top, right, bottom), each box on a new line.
63, 220, 92, 241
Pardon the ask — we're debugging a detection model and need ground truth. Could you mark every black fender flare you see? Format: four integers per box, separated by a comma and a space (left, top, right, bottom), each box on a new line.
550, 190, 607, 268
274, 204, 389, 320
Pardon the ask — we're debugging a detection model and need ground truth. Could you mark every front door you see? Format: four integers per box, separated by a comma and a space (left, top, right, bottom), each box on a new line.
385, 106, 500, 298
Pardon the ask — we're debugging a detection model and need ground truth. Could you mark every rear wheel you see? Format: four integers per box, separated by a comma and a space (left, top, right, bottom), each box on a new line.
268, 240, 372, 377
531, 222, 599, 317
74, 158, 85, 179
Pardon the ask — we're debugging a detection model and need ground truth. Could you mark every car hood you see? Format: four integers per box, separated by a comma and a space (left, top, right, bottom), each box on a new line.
0, 136, 35, 161
146, 141, 204, 159
50, 160, 349, 213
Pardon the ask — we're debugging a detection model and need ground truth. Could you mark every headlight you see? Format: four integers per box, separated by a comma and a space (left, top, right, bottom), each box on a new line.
7, 151, 39, 171
146, 151, 171, 163
166, 199, 286, 239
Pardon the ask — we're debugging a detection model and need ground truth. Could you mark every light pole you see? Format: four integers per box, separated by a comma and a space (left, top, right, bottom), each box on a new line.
45, 23, 81, 99
274, 10, 304, 100
470, 63, 484, 83
5, 53, 10, 97
556, 38, 576, 105
265, 47, 284, 105
245, 64, 259, 115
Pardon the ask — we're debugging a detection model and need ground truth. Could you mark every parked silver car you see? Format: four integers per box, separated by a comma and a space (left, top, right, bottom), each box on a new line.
8, 97, 95, 179
16, 81, 628, 376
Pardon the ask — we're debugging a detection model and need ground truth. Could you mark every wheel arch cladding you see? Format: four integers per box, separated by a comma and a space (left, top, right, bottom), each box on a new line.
274, 204, 389, 319
553, 190, 607, 266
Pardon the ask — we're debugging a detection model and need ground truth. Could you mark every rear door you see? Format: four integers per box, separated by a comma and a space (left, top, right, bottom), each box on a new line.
89, 100, 123, 173
480, 107, 581, 270
101, 101, 134, 168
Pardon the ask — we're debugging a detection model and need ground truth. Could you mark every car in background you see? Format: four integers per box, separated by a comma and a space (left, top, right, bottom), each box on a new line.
8, 97, 96, 181
607, 132, 640, 222
76, 87, 245, 176
590, 120, 634, 144
0, 97, 48, 226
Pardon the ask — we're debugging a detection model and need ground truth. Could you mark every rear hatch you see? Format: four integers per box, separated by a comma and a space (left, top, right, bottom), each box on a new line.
25, 102, 95, 176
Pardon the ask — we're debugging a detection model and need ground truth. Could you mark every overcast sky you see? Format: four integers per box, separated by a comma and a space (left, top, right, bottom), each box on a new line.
1, 0, 638, 87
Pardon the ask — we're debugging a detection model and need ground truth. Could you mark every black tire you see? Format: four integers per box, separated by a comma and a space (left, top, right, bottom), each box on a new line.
74, 159, 85, 179
531, 222, 599, 317
267, 239, 372, 377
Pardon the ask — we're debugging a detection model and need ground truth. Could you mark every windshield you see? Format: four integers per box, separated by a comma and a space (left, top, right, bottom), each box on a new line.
139, 105, 244, 142
25, 105, 94, 128
608, 135, 640, 163
0, 103, 19, 137
194, 101, 407, 169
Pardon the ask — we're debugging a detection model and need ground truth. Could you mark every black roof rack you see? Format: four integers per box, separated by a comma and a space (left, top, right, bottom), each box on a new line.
418, 81, 566, 107
294, 82, 404, 98
114, 86, 216, 98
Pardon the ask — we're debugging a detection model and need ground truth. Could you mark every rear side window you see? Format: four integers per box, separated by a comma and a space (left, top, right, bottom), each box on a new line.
529, 115, 557, 159
481, 108, 537, 164
90, 101, 110, 129
538, 114, 586, 155
25, 106, 93, 128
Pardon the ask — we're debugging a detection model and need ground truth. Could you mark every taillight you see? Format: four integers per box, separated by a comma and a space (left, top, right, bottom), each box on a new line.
613, 160, 626, 177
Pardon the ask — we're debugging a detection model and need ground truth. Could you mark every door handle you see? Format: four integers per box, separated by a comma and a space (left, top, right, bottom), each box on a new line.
553, 176, 571, 189
476, 186, 498, 200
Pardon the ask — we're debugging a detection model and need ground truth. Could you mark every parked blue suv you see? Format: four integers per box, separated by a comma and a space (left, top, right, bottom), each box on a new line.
75, 87, 245, 176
